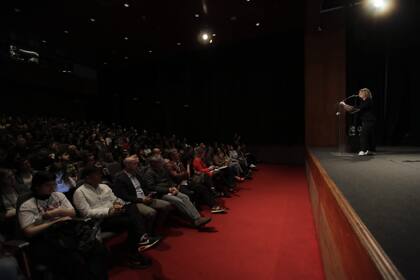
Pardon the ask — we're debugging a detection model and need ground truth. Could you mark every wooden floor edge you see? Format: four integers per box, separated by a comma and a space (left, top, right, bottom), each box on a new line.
306, 148, 404, 280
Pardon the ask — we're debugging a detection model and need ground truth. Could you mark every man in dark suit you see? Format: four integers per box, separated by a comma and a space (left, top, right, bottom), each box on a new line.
113, 155, 172, 235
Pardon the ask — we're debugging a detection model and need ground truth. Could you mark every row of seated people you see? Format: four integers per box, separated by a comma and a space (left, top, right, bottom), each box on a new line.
1, 145, 257, 279
0, 115, 257, 279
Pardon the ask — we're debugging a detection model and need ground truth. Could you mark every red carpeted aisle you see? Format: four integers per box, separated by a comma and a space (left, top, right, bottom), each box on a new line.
109, 165, 325, 280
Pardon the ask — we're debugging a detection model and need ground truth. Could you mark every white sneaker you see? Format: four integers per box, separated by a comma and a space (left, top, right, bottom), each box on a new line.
358, 151, 367, 156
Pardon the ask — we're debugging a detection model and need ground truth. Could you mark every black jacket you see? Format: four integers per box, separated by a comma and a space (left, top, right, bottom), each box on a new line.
142, 167, 175, 197
112, 170, 149, 203
355, 98, 376, 122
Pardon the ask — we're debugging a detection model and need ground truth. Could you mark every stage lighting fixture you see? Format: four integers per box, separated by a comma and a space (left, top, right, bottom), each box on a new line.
198, 31, 214, 44
367, 0, 393, 14
255, 22, 260, 26
372, 0, 386, 9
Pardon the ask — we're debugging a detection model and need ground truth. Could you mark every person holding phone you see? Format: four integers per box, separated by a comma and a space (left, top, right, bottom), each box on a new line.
113, 155, 172, 236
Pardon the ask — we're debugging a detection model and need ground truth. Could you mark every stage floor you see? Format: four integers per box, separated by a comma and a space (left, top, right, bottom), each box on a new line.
310, 146, 420, 280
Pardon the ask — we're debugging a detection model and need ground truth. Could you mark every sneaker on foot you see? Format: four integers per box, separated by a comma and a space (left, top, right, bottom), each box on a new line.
211, 206, 227, 214
138, 236, 161, 251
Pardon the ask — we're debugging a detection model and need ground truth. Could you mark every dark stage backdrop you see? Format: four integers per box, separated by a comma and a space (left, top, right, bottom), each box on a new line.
347, 0, 420, 146
99, 32, 304, 146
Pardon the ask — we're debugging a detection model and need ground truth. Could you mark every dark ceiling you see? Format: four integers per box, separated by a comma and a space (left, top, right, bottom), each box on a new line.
1, 0, 304, 67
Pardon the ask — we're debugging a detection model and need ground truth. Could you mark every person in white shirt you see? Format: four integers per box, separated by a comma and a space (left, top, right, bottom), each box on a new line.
18, 171, 107, 279
73, 166, 159, 268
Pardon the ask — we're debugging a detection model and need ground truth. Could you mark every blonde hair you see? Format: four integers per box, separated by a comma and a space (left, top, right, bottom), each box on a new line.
359, 88, 373, 99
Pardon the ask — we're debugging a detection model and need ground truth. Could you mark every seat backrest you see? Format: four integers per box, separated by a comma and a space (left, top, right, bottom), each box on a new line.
15, 192, 35, 240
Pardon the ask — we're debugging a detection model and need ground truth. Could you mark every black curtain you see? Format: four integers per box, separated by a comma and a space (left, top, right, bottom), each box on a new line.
347, 0, 420, 146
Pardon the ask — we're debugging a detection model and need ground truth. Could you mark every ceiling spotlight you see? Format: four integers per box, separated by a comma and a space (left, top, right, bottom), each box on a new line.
41, 40, 47, 43
148, 50, 153, 54
246, 0, 251, 2
64, 30, 69, 34
124, 56, 128, 60
372, 0, 386, 8
14, 8, 21, 13
90, 18, 96, 22
124, 36, 129, 40
209, 39, 213, 44
103, 62, 108, 65
202, 33, 209, 41
124, 3, 130, 8
368, 0, 392, 13
177, 42, 182, 46
255, 22, 260, 26
62, 70, 67, 73
194, 14, 200, 18
212, 33, 216, 37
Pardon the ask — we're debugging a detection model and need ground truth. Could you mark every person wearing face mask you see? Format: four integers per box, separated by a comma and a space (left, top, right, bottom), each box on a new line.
340, 88, 376, 156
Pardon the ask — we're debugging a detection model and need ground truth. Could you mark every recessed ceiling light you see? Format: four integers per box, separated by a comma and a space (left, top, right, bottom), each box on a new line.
209, 39, 213, 44
14, 8, 21, 13
124, 56, 128, 60
64, 30, 69, 34
41, 40, 47, 43
230, 16, 237, 21
202, 33, 209, 41
90, 18, 96, 22
212, 33, 216, 37
103, 62, 108, 65
124, 3, 130, 8
194, 14, 200, 18
62, 70, 67, 73
177, 42, 182, 46
246, 0, 251, 2
255, 22, 260, 26
124, 36, 129, 40
148, 50, 153, 54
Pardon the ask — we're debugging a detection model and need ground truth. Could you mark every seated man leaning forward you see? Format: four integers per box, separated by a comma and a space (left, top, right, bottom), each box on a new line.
73, 166, 159, 268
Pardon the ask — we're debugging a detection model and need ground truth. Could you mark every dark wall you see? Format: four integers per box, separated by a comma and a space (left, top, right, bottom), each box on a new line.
305, 0, 346, 147
100, 32, 304, 145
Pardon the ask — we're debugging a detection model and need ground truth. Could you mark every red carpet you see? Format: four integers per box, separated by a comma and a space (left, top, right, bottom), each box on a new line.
109, 165, 325, 280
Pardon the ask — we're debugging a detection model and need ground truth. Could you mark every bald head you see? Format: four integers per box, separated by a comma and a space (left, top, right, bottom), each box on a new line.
123, 155, 139, 173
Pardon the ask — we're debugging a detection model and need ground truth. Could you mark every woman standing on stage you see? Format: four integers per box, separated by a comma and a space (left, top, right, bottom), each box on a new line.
340, 88, 376, 156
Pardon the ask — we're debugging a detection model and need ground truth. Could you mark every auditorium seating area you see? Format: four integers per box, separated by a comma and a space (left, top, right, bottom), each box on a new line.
0, 114, 258, 279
